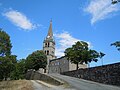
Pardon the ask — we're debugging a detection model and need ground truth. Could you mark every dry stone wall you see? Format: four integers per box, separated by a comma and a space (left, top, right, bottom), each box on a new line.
61, 62, 120, 86
25, 70, 63, 85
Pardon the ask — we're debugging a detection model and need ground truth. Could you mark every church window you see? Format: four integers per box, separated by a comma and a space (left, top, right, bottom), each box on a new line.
48, 42, 50, 47
45, 51, 46, 54
45, 43, 47, 47
55, 62, 59, 65
47, 50, 49, 55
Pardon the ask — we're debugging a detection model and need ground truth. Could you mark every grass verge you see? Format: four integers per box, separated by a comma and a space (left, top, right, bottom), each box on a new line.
0, 80, 33, 90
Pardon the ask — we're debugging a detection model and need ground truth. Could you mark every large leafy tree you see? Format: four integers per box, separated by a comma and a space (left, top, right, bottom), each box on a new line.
0, 55, 17, 80
10, 59, 26, 80
26, 50, 47, 71
111, 41, 120, 51
0, 29, 12, 56
65, 41, 100, 70
0, 29, 17, 80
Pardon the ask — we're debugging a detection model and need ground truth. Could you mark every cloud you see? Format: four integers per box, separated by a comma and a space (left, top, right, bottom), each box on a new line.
54, 32, 91, 57
84, 0, 120, 24
3, 9, 37, 30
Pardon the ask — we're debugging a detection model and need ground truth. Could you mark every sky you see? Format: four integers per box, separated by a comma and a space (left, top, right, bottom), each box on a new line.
0, 0, 120, 67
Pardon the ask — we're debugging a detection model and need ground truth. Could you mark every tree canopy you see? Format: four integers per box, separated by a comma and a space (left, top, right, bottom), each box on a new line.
65, 41, 100, 70
0, 55, 17, 80
25, 50, 47, 71
111, 41, 120, 51
0, 29, 18, 80
112, 0, 120, 4
10, 59, 26, 80
0, 29, 12, 57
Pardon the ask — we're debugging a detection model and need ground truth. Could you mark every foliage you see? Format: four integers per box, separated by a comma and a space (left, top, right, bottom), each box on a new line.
0, 29, 18, 80
26, 50, 47, 71
0, 55, 17, 80
111, 41, 120, 51
112, 0, 120, 4
0, 29, 12, 57
65, 41, 100, 70
99, 52, 106, 59
10, 59, 27, 80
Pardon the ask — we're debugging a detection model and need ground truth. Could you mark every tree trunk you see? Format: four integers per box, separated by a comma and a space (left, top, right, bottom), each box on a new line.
76, 63, 79, 70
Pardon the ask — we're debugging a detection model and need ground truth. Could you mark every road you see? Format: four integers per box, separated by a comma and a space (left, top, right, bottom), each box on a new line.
31, 80, 75, 90
31, 80, 50, 90
49, 74, 120, 90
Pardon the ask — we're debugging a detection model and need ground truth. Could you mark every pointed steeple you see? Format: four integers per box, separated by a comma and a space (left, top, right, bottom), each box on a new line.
43, 20, 56, 73
47, 20, 53, 39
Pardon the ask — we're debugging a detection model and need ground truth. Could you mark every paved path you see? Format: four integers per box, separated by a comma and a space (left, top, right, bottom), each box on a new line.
31, 80, 50, 90
50, 74, 120, 90
31, 80, 75, 90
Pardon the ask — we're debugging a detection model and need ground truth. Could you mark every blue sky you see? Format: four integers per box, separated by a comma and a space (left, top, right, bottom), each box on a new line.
0, 0, 120, 67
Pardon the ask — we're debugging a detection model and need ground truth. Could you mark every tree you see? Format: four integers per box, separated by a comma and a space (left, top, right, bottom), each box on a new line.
0, 29, 12, 57
10, 59, 26, 80
65, 41, 87, 70
65, 41, 100, 70
0, 55, 17, 80
25, 50, 47, 71
0, 29, 17, 80
112, 0, 120, 4
111, 41, 120, 51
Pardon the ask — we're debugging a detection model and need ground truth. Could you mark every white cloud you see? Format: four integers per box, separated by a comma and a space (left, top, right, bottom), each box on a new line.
3, 9, 36, 30
54, 32, 91, 57
84, 0, 120, 24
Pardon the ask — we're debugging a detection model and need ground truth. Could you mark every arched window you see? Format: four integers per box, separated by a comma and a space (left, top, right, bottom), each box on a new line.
45, 50, 46, 54
48, 42, 50, 47
45, 43, 47, 47
47, 50, 49, 55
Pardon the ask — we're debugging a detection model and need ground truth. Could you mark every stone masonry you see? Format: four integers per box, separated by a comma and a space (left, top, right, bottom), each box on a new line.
61, 62, 120, 86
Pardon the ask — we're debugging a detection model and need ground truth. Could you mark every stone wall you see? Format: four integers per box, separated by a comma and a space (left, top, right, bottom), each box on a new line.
49, 57, 69, 73
61, 62, 120, 86
26, 70, 63, 85
49, 56, 87, 73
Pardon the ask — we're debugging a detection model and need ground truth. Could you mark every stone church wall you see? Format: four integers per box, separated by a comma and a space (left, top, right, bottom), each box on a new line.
61, 62, 120, 86
49, 57, 69, 73
49, 56, 87, 73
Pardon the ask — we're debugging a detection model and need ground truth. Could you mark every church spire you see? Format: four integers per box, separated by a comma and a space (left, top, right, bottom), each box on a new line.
47, 20, 53, 39
43, 20, 56, 73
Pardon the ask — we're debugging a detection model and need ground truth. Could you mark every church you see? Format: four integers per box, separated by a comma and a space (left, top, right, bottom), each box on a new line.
43, 20, 87, 73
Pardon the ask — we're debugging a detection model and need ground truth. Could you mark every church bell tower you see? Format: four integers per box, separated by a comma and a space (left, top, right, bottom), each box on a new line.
43, 20, 56, 71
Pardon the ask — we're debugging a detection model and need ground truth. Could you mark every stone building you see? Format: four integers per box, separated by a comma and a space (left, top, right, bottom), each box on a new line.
43, 20, 87, 73
49, 56, 87, 73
